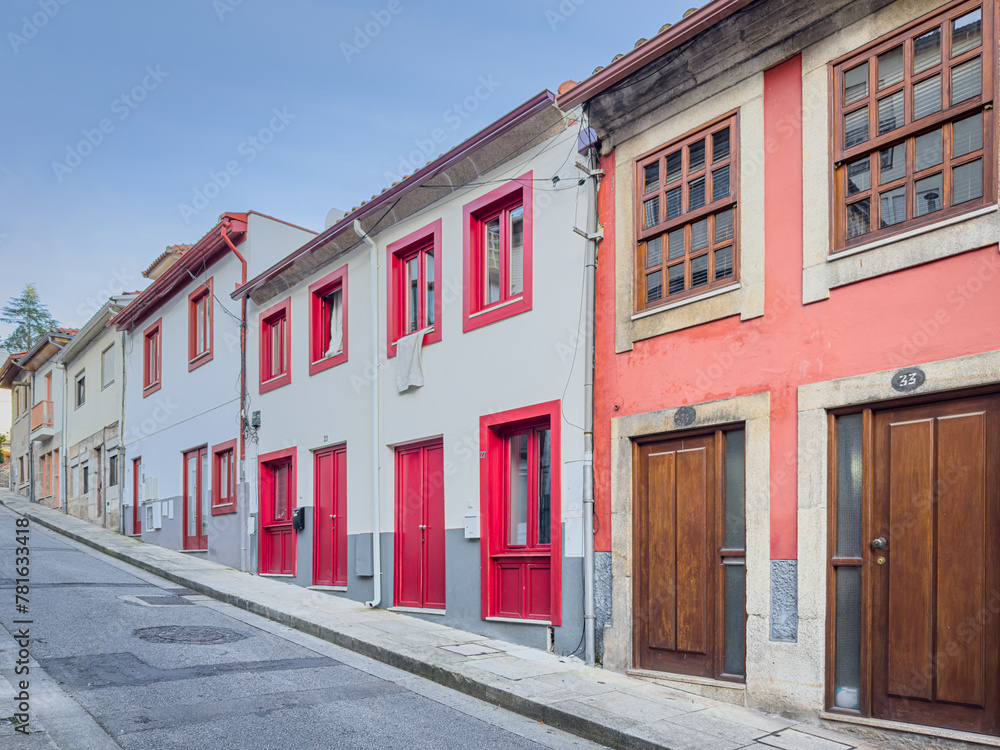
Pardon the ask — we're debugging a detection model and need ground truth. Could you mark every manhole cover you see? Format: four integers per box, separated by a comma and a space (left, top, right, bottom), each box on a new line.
134, 626, 248, 645
135, 596, 196, 606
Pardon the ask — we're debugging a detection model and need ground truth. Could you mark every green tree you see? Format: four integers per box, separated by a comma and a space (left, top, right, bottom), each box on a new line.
0, 433, 6, 464
0, 284, 58, 351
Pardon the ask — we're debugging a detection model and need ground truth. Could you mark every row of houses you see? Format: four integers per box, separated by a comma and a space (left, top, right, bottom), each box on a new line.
3, 0, 999, 741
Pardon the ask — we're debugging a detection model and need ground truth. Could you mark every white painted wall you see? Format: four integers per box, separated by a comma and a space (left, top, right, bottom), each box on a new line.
64, 325, 123, 447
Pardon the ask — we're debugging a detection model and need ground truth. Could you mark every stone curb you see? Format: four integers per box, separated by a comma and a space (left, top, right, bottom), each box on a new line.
4, 500, 676, 750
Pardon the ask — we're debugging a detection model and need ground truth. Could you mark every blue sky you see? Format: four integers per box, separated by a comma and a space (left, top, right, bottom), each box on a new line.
0, 0, 690, 338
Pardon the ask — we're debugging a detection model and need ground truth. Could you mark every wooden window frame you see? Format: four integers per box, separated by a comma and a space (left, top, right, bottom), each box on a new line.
142, 318, 162, 397
634, 111, 740, 313
387, 220, 443, 357
480, 400, 561, 625
187, 277, 214, 371
259, 298, 291, 394
211, 438, 237, 515
830, 0, 996, 251
463, 174, 534, 332
75, 371, 86, 409
308, 267, 349, 375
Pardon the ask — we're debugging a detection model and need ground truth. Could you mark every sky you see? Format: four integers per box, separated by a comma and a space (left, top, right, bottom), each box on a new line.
0, 0, 691, 340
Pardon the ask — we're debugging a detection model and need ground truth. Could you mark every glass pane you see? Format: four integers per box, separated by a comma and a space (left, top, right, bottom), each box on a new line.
275, 464, 288, 521
508, 434, 529, 546
425, 252, 435, 326
485, 217, 501, 304
715, 209, 734, 243
220, 453, 230, 499
879, 143, 905, 184
912, 75, 941, 120
913, 28, 941, 73
666, 152, 682, 183
201, 453, 209, 530
844, 62, 869, 105
915, 129, 942, 171
877, 92, 904, 135
668, 264, 685, 295
715, 247, 734, 280
186, 455, 197, 537
724, 563, 746, 677
915, 172, 943, 216
877, 46, 904, 89
689, 177, 706, 211
953, 112, 983, 157
844, 107, 869, 148
847, 157, 870, 195
880, 186, 907, 227
952, 9, 982, 56
712, 166, 730, 202
645, 236, 662, 268
691, 219, 709, 252
537, 429, 551, 546
834, 566, 862, 710
691, 255, 708, 287
668, 228, 685, 260
666, 188, 682, 220
646, 270, 663, 303
724, 429, 745, 549
951, 56, 981, 104
644, 162, 659, 193
689, 139, 706, 172
407, 256, 419, 332
847, 198, 871, 239
953, 159, 983, 204
713, 128, 730, 162
644, 197, 660, 229
270, 321, 282, 377
835, 413, 863, 558
509, 206, 524, 296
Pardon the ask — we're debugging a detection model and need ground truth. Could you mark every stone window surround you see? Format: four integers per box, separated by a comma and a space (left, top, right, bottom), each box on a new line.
800, 0, 1000, 304
796, 349, 1000, 716
613, 74, 766, 353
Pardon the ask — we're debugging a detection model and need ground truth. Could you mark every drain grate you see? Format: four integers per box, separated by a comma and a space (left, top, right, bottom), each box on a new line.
134, 626, 248, 645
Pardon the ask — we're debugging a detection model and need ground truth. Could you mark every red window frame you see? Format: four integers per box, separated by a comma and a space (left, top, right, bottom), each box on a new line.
462, 174, 533, 332
211, 438, 237, 515
142, 317, 162, 397
259, 298, 291, 393
187, 277, 214, 371
387, 219, 443, 358
308, 267, 349, 375
480, 400, 561, 625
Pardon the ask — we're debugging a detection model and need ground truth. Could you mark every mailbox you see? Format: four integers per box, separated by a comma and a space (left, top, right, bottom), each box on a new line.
292, 507, 305, 532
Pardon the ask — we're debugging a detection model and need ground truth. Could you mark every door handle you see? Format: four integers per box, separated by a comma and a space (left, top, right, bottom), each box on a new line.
330, 514, 336, 519
871, 537, 887, 550
418, 524, 427, 529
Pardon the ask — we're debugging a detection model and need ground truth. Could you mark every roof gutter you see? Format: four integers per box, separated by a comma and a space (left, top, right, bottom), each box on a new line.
556, 0, 757, 110
232, 90, 557, 301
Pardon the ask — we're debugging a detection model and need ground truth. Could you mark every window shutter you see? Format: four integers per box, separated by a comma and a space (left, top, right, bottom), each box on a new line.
101, 346, 115, 388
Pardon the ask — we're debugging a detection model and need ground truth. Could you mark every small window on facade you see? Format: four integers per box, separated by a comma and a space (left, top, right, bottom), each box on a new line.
212, 440, 237, 514
188, 279, 214, 369
101, 344, 115, 389
308, 267, 348, 374
259, 299, 291, 393
75, 372, 86, 408
82, 464, 89, 494
143, 319, 162, 396
108, 453, 118, 487
832, 0, 994, 249
387, 220, 442, 356
635, 112, 739, 312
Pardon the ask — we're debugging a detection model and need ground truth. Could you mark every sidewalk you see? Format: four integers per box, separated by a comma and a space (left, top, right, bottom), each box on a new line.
0, 492, 884, 750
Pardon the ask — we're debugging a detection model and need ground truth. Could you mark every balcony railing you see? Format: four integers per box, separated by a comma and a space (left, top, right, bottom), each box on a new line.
30, 400, 53, 432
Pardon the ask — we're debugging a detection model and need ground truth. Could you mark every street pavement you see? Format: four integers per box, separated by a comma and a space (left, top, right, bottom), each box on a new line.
0, 492, 895, 750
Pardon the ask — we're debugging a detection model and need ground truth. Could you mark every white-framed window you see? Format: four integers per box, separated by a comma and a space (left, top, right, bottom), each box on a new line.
101, 344, 115, 389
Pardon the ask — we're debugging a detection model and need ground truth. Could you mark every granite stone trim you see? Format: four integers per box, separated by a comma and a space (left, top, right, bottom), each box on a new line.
769, 560, 798, 642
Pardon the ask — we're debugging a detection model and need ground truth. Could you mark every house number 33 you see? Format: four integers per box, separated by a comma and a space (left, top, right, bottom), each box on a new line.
891, 367, 926, 393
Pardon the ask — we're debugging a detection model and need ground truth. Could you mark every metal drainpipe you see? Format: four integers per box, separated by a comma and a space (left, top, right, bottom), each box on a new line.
118, 324, 126, 534
58, 361, 68, 514
354, 219, 382, 609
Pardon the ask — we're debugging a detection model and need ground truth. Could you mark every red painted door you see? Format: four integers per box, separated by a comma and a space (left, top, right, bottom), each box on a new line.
314, 445, 347, 586
182, 448, 208, 551
260, 458, 295, 575
132, 457, 142, 535
394, 440, 445, 609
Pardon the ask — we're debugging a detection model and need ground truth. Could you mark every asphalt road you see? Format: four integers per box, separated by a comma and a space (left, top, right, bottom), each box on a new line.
0, 506, 603, 750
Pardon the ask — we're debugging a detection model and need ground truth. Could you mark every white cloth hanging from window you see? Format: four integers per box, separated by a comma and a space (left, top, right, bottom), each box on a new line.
325, 289, 343, 357
395, 328, 428, 392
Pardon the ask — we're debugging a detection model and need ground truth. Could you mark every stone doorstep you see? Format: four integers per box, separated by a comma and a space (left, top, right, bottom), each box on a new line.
0, 493, 869, 750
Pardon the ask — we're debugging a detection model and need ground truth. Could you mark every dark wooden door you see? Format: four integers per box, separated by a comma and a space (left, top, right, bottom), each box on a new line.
132, 457, 142, 535
394, 441, 445, 610
313, 446, 347, 587
634, 435, 716, 677
872, 395, 1000, 734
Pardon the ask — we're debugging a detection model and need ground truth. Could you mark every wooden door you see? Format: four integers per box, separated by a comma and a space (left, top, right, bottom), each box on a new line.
634, 434, 717, 677
260, 458, 295, 575
313, 446, 347, 587
394, 440, 445, 609
132, 457, 142, 535
182, 447, 208, 550
871, 395, 1000, 734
